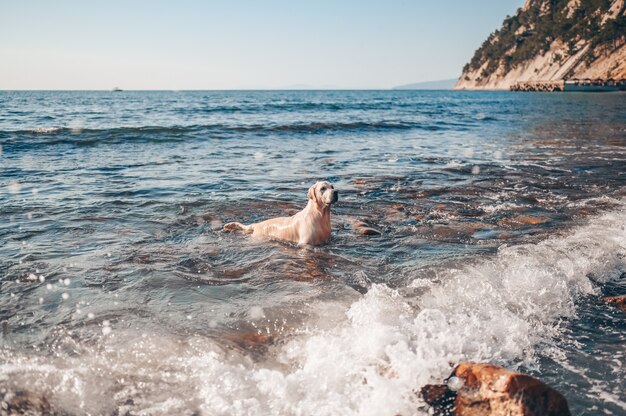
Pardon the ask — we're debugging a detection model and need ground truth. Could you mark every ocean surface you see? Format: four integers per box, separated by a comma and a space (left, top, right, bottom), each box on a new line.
0, 90, 625, 415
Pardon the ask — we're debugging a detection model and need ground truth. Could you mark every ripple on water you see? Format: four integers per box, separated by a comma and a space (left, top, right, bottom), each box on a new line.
0, 91, 625, 414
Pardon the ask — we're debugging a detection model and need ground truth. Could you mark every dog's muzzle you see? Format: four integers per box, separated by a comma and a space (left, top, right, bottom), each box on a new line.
332, 190, 338, 204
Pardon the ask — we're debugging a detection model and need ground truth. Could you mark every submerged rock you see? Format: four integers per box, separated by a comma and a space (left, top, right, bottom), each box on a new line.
604, 295, 626, 312
356, 227, 382, 236
497, 215, 550, 228
421, 362, 571, 416
224, 331, 274, 352
345, 217, 382, 236
0, 390, 50, 416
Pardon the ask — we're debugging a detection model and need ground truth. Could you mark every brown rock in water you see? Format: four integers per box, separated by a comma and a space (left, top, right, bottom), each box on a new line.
604, 295, 626, 312
0, 390, 51, 415
352, 220, 369, 228
421, 384, 457, 415
345, 217, 382, 236
383, 208, 406, 221
356, 227, 382, 236
497, 215, 550, 228
421, 362, 571, 416
224, 331, 274, 354
351, 178, 376, 189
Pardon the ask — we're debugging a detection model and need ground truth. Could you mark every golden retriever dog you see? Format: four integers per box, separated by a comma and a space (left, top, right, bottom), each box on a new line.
223, 181, 338, 246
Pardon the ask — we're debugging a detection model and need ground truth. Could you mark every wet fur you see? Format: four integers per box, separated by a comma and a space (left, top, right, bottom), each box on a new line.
224, 181, 338, 246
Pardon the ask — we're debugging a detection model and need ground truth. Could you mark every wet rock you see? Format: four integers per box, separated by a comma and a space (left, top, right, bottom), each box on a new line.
383, 207, 406, 221
412, 213, 426, 222
421, 384, 456, 415
196, 212, 215, 224
356, 227, 382, 236
604, 295, 626, 312
421, 362, 571, 416
426, 223, 488, 240
345, 217, 382, 236
221, 267, 247, 278
0, 390, 51, 416
350, 220, 369, 228
224, 331, 274, 355
497, 215, 550, 228
351, 178, 376, 189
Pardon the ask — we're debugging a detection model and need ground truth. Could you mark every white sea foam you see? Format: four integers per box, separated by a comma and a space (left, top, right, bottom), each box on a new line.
30, 127, 62, 134
0, 204, 625, 415
479, 201, 528, 214
442, 160, 463, 169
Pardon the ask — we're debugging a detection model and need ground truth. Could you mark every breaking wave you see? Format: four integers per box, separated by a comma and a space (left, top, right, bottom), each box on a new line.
1, 203, 624, 415
6, 121, 424, 136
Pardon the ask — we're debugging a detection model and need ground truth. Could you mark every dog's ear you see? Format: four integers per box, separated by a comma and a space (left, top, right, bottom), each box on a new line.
307, 184, 317, 201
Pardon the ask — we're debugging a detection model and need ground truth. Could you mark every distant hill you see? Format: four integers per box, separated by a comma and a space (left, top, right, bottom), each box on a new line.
392, 78, 457, 90
456, 0, 626, 90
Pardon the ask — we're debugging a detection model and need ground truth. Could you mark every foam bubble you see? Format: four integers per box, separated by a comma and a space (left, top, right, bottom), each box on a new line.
7, 182, 21, 194
443, 160, 463, 169
447, 376, 464, 391
248, 306, 266, 320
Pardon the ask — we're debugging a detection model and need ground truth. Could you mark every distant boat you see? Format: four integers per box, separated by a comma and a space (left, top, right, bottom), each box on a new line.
112, 87, 123, 92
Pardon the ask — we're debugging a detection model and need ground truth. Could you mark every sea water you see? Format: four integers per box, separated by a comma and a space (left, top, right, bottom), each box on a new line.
0, 90, 625, 415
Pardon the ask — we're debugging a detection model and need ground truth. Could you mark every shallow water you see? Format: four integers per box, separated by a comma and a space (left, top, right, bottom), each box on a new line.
0, 90, 625, 415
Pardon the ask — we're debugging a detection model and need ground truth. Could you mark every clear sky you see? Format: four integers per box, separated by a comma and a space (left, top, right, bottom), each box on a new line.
0, 0, 523, 90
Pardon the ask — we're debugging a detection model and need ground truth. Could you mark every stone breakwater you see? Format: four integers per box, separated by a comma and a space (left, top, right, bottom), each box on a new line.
510, 81, 564, 92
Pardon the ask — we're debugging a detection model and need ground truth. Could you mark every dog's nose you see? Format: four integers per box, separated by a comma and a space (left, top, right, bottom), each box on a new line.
332, 190, 338, 203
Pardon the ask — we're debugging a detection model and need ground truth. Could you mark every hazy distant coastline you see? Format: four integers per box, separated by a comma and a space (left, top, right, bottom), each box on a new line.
392, 78, 457, 90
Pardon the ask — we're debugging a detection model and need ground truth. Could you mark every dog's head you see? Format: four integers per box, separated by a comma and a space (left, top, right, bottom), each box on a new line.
307, 181, 338, 208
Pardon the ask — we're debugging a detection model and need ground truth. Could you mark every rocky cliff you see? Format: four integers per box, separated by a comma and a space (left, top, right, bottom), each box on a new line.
456, 0, 626, 90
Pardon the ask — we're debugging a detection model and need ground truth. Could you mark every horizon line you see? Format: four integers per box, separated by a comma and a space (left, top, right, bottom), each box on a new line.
0, 88, 458, 92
